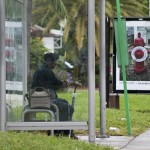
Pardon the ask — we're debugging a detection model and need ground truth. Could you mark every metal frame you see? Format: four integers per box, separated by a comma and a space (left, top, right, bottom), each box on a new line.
88, 0, 95, 142
54, 37, 62, 49
113, 17, 150, 93
99, 0, 107, 137
0, 0, 6, 131
22, 0, 28, 97
6, 122, 88, 130
22, 109, 55, 121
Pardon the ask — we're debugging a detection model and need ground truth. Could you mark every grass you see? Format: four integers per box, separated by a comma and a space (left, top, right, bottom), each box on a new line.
0, 131, 113, 150
106, 94, 150, 136
9, 89, 150, 136
5, 88, 150, 149
58, 89, 150, 136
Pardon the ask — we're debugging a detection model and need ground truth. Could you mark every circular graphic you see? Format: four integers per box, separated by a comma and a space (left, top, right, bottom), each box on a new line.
5, 47, 16, 62
131, 46, 148, 62
134, 49, 144, 59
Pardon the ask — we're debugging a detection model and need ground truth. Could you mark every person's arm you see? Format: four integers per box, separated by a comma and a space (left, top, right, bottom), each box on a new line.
31, 70, 42, 88
44, 68, 66, 90
50, 71, 64, 87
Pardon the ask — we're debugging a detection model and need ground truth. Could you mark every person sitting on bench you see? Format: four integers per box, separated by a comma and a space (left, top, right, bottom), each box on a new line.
31, 52, 77, 139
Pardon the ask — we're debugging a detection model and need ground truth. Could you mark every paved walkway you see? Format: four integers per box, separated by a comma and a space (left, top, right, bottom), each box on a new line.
78, 128, 150, 150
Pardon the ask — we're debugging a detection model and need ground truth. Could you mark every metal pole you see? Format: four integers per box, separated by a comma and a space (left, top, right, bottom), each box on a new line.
22, 0, 28, 98
149, 0, 150, 17
88, 0, 95, 143
99, 0, 107, 137
116, 0, 131, 136
0, 0, 6, 131
26, 0, 32, 83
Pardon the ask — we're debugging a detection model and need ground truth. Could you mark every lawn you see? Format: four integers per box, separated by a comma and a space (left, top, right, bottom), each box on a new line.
0, 131, 113, 150
58, 88, 150, 136
11, 88, 150, 136
104, 93, 150, 136
4, 88, 150, 150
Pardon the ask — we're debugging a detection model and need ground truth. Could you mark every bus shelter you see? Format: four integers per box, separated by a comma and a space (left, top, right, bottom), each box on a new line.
0, 0, 95, 142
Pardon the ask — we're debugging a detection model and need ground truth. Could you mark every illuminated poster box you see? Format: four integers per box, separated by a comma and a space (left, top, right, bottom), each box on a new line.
113, 18, 150, 93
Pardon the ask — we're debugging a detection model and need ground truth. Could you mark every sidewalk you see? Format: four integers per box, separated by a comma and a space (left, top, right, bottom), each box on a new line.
77, 128, 150, 150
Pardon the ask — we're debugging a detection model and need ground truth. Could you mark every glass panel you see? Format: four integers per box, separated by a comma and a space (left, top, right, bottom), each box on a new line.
5, 0, 24, 121
28, 0, 88, 123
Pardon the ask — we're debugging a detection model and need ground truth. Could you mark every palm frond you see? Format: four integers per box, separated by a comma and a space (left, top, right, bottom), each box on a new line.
43, 15, 59, 34
75, 17, 86, 50
106, 1, 114, 18
63, 21, 70, 43
49, 0, 68, 19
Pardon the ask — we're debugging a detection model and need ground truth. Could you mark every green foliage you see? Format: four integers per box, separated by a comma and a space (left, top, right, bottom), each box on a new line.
106, 0, 149, 18
32, 0, 149, 81
32, 0, 68, 27
140, 0, 149, 15
0, 131, 113, 150
30, 38, 48, 71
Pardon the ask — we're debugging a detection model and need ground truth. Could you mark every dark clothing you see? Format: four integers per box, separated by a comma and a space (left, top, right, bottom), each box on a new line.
31, 64, 74, 121
32, 64, 63, 98
32, 64, 63, 89
51, 98, 74, 121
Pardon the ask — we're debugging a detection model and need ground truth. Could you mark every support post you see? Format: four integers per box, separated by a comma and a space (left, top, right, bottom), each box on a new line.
149, 0, 150, 17
23, 0, 28, 98
88, 0, 95, 143
0, 0, 6, 131
99, 0, 107, 137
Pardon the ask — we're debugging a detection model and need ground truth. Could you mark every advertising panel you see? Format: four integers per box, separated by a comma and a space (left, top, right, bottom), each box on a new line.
113, 18, 150, 93
5, 21, 23, 91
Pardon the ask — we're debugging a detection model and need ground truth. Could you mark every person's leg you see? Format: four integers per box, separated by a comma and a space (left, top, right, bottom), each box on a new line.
52, 98, 74, 121
50, 98, 77, 138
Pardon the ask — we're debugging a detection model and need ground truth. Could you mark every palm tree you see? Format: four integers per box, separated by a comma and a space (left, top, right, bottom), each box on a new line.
32, 0, 68, 31
32, 0, 149, 56
105, 0, 149, 19
31, 0, 149, 81
63, 0, 149, 57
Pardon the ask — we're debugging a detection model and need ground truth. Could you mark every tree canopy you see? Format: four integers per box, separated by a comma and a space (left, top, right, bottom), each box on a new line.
31, 0, 149, 83
32, 0, 149, 57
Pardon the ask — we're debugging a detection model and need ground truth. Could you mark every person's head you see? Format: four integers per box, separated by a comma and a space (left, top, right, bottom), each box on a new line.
44, 53, 59, 69
138, 32, 141, 38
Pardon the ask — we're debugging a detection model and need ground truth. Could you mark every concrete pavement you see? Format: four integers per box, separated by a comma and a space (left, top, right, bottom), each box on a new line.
77, 128, 150, 150
121, 129, 150, 150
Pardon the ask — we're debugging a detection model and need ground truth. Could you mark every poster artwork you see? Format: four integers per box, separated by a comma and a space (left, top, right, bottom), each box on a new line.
114, 18, 150, 93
